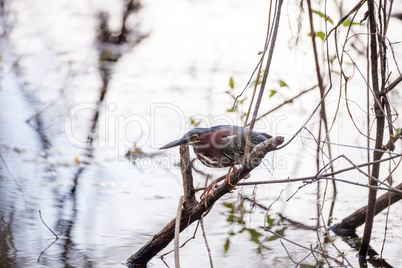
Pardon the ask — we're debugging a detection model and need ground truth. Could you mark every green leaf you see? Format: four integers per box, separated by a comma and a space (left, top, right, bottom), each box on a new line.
269, 90, 277, 98
239, 97, 247, 104
278, 80, 288, 88
312, 10, 333, 24
266, 227, 287, 241
249, 72, 264, 87
229, 77, 234, 89
392, 128, 402, 138
260, 245, 272, 251
244, 228, 263, 243
189, 117, 201, 127
343, 19, 360, 27
266, 215, 275, 227
276, 227, 287, 236
266, 235, 279, 242
307, 31, 326, 41
328, 54, 337, 64
223, 202, 234, 209
227, 108, 236, 112
316, 31, 326, 41
224, 238, 230, 252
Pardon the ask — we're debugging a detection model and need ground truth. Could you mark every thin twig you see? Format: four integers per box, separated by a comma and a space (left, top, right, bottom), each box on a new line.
242, 195, 316, 230
379, 192, 391, 259
39, 210, 59, 239
200, 217, 214, 268
174, 196, 184, 268
384, 73, 402, 94
37, 239, 58, 263
194, 154, 402, 194
306, 0, 337, 197
309, 244, 321, 266
160, 255, 171, 268
279, 240, 297, 264
344, 51, 395, 132
161, 222, 201, 257
245, 0, 284, 154
244, 0, 274, 126
295, 250, 314, 267
276, 84, 333, 150
317, 154, 392, 189
250, 85, 317, 125
38, 210, 59, 263
326, 0, 367, 39
264, 230, 345, 265
318, 204, 352, 266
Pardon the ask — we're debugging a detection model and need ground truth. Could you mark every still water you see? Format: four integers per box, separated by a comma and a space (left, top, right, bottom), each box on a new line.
1, 0, 402, 267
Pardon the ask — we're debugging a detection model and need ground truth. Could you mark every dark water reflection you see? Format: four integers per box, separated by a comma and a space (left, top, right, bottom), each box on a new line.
1, 0, 402, 267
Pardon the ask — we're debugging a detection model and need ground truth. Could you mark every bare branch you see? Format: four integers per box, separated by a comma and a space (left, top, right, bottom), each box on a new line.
384, 73, 402, 94
250, 85, 317, 125
180, 145, 196, 207
264, 230, 345, 266
39, 210, 59, 239
332, 181, 402, 232
38, 210, 59, 263
245, 0, 284, 154
326, 0, 367, 39
318, 204, 352, 266
174, 196, 184, 268
200, 217, 214, 268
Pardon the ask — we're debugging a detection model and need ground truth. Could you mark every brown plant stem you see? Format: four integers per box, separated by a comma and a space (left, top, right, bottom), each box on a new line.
359, 0, 384, 257
306, 0, 337, 194
244, 0, 274, 127
180, 145, 196, 207
245, 0, 284, 154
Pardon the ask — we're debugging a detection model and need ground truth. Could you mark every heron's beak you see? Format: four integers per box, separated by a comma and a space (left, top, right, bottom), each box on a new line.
159, 137, 188, 149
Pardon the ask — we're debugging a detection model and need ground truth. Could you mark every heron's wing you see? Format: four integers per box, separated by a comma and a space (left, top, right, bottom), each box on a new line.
221, 127, 272, 164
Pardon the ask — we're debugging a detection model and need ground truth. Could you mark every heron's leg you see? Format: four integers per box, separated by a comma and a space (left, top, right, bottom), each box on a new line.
224, 166, 250, 186
224, 166, 237, 187
200, 174, 227, 206
201, 166, 246, 207
200, 175, 226, 198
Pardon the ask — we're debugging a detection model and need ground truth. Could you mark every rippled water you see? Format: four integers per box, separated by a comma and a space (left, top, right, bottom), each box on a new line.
1, 0, 402, 267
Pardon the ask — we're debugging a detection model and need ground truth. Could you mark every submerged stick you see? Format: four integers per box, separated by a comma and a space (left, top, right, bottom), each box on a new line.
331, 181, 402, 233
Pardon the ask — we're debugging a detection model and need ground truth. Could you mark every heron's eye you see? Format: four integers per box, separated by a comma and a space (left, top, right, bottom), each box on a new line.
190, 134, 198, 140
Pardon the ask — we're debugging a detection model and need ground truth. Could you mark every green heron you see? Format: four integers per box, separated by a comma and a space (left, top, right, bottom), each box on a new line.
160, 125, 272, 198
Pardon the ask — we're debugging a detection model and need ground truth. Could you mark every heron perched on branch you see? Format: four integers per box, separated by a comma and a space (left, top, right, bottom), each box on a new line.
160, 125, 272, 198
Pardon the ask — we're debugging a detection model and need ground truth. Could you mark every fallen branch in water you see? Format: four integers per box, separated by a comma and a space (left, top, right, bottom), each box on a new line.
331, 181, 402, 234
126, 136, 284, 266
